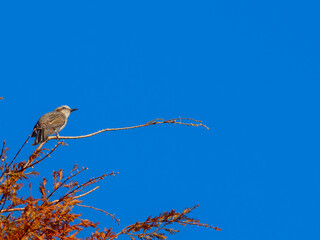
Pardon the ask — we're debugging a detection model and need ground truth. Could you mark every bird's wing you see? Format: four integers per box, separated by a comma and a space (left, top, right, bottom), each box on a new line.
38, 112, 67, 130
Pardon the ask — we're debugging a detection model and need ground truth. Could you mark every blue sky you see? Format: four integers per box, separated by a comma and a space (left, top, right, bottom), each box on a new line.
1, 1, 320, 239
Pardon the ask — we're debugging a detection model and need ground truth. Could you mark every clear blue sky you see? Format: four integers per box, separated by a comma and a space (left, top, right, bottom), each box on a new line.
1, 1, 320, 239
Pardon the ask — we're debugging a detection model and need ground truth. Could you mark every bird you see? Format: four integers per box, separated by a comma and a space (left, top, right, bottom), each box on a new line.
31, 105, 78, 146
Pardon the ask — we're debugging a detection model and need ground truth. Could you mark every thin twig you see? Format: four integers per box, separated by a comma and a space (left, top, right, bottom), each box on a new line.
22, 141, 63, 171
62, 171, 118, 200
76, 204, 120, 225
8, 135, 31, 169
0, 141, 5, 161
47, 166, 88, 199
74, 186, 100, 199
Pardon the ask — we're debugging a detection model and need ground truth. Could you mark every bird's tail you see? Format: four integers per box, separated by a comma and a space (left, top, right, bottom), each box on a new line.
32, 127, 48, 146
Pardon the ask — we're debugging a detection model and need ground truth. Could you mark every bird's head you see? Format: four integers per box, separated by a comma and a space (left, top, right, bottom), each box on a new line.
55, 105, 78, 117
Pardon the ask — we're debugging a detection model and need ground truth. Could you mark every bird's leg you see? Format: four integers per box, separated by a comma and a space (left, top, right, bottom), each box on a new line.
55, 131, 60, 138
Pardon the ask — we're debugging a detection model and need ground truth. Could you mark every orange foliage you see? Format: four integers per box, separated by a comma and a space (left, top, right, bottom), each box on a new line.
0, 121, 219, 239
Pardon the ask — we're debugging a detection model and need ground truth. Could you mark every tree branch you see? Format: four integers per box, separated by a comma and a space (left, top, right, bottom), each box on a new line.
0, 186, 100, 214
76, 204, 120, 225
45, 117, 208, 142
74, 186, 100, 199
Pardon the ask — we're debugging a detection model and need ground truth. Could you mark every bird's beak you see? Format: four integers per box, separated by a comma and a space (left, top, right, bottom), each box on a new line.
71, 108, 78, 112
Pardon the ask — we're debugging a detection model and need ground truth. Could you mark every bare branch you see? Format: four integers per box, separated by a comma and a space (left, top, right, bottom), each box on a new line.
22, 141, 64, 171
0, 207, 25, 213
0, 141, 5, 161
74, 186, 100, 199
9, 135, 31, 169
45, 118, 208, 142
61, 171, 118, 201
76, 204, 120, 226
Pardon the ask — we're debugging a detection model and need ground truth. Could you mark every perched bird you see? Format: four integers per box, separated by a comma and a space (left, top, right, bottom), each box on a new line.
32, 105, 78, 146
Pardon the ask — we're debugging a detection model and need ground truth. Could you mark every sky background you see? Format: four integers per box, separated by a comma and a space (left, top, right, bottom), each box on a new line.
1, 1, 320, 239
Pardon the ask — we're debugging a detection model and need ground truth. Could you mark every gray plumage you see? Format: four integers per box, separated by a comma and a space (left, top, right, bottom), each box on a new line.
32, 105, 78, 145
